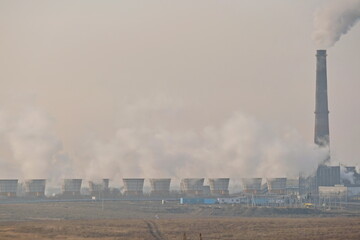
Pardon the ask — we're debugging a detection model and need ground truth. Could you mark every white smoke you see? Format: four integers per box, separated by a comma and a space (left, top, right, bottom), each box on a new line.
82, 110, 329, 182
340, 165, 355, 184
0, 99, 329, 184
313, 0, 360, 48
0, 105, 72, 180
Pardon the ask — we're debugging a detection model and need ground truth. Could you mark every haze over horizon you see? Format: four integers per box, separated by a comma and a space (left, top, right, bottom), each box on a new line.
0, 0, 359, 181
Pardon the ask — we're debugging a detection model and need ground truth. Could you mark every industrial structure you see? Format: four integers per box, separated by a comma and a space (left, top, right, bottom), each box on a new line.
0, 179, 18, 197
149, 178, 171, 195
316, 165, 340, 187
88, 179, 109, 197
241, 178, 262, 194
62, 179, 82, 196
208, 178, 230, 196
314, 49, 330, 147
24, 179, 46, 197
180, 178, 205, 196
1, 50, 359, 208
266, 178, 287, 195
286, 178, 300, 195
123, 178, 144, 196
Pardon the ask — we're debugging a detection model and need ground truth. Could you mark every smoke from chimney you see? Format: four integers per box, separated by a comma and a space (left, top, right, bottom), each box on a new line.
313, 0, 360, 48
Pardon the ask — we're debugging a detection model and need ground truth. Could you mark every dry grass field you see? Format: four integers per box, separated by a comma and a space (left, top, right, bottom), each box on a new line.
0, 217, 359, 240
0, 201, 360, 239
1, 201, 358, 221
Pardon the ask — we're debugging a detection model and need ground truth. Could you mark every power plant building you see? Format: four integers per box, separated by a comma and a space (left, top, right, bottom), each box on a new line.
208, 178, 230, 196
62, 179, 82, 196
180, 178, 204, 195
241, 178, 262, 194
316, 165, 340, 187
88, 179, 109, 197
123, 178, 144, 196
149, 178, 171, 195
0, 179, 18, 197
319, 185, 347, 201
24, 179, 46, 197
286, 178, 299, 195
266, 178, 287, 195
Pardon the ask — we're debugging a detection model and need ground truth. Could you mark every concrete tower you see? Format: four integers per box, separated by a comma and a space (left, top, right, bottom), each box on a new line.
314, 50, 330, 147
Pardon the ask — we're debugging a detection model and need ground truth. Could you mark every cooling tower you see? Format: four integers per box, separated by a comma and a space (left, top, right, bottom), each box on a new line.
88, 179, 109, 196
314, 49, 330, 147
62, 179, 82, 196
0, 179, 18, 197
24, 179, 46, 197
266, 178, 287, 194
180, 178, 204, 195
149, 178, 171, 195
208, 178, 230, 196
241, 178, 262, 194
123, 178, 144, 196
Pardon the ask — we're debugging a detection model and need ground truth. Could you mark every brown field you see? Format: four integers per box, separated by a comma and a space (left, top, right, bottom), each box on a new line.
0, 201, 360, 239
0, 217, 360, 240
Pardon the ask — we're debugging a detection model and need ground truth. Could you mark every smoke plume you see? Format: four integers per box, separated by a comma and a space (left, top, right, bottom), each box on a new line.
81, 99, 329, 182
313, 0, 360, 48
0, 99, 329, 184
0, 105, 72, 180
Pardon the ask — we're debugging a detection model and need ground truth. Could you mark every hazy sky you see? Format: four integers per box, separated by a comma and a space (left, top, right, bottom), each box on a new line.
0, 0, 359, 180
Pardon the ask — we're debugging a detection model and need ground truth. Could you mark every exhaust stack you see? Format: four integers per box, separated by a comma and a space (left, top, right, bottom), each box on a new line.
314, 50, 330, 147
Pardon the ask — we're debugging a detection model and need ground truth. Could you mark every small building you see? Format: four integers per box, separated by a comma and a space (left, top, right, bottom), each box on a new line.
319, 185, 347, 200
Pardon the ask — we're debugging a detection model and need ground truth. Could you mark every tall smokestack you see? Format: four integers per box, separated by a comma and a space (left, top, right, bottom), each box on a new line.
314, 49, 330, 147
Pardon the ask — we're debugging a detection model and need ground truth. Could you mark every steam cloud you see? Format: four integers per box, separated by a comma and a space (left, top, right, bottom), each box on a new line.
0, 105, 72, 180
84, 113, 328, 181
313, 0, 360, 48
80, 98, 330, 182
0, 100, 330, 184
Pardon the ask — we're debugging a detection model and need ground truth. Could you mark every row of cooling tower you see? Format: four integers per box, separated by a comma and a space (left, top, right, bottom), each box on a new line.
0, 178, 296, 197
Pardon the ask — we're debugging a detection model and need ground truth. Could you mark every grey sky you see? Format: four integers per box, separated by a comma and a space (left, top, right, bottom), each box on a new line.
0, 0, 359, 179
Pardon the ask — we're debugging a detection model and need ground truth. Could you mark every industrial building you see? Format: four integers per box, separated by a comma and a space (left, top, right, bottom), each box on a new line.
180, 178, 205, 196
286, 178, 299, 195
88, 179, 109, 197
149, 178, 171, 196
123, 178, 144, 196
24, 179, 46, 197
62, 179, 82, 196
208, 178, 230, 196
266, 178, 287, 195
316, 165, 341, 187
241, 178, 262, 194
0, 179, 18, 197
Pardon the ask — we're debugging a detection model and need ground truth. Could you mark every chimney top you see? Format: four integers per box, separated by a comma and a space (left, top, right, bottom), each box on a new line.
316, 49, 327, 56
